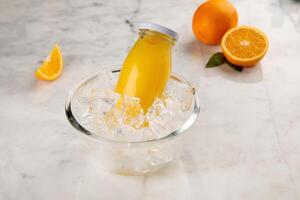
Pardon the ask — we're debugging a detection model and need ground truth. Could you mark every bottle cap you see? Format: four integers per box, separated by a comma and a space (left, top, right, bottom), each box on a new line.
138, 22, 179, 41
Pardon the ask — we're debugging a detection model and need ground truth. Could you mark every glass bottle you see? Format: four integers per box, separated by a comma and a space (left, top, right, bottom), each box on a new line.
115, 22, 178, 113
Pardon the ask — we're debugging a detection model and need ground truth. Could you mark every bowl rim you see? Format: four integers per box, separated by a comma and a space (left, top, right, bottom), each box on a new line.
65, 67, 200, 144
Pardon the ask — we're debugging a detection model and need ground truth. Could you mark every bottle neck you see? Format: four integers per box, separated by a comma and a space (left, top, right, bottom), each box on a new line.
139, 30, 176, 47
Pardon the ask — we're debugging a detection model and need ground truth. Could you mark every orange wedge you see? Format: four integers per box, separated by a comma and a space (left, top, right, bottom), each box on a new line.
221, 26, 268, 67
35, 44, 63, 80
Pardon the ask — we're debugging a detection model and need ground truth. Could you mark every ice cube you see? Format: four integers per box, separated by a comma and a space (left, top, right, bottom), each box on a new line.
165, 79, 194, 112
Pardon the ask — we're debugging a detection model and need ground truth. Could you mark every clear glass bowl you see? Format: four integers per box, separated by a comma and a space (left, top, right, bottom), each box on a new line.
65, 67, 200, 175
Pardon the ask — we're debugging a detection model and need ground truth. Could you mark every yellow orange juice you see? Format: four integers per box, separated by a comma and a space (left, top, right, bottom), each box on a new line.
115, 23, 178, 113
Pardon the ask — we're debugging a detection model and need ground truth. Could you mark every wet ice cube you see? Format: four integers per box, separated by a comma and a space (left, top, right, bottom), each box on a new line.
146, 98, 167, 121
165, 79, 194, 111
119, 95, 145, 128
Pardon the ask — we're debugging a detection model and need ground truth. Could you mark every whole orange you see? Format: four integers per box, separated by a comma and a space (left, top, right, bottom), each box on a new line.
192, 0, 238, 45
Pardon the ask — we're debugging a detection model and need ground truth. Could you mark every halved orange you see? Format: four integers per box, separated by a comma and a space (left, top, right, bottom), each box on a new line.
35, 44, 63, 81
221, 26, 268, 67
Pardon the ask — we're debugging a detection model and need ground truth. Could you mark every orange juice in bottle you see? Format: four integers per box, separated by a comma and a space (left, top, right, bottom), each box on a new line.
115, 22, 178, 113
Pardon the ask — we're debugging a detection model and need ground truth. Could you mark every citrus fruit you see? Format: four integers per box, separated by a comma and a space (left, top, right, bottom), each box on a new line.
35, 44, 63, 81
192, 0, 238, 45
221, 26, 269, 67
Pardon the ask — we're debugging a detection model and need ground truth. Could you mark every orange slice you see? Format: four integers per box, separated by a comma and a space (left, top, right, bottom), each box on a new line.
35, 44, 63, 80
221, 26, 268, 67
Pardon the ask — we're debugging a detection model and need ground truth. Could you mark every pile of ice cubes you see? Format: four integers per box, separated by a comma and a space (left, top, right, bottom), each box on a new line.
72, 70, 194, 142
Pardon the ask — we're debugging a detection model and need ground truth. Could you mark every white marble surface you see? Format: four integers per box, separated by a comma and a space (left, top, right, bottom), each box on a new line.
1, 0, 300, 199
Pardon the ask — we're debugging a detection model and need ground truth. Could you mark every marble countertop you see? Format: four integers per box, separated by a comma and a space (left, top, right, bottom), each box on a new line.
1, 0, 300, 199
